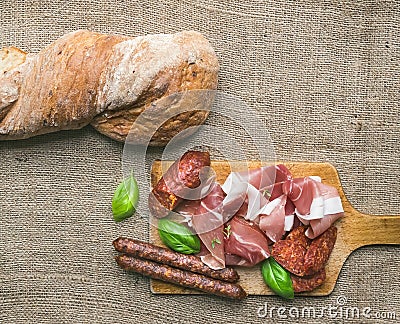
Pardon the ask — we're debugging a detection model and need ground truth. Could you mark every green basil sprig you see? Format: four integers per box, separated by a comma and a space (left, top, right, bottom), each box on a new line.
158, 219, 201, 254
261, 257, 294, 300
112, 174, 139, 222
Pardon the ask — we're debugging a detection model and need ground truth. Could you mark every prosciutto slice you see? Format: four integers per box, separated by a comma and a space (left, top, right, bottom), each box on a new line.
283, 177, 318, 216
176, 184, 226, 269
306, 213, 343, 239
221, 164, 292, 221
283, 177, 344, 238
258, 194, 287, 242
222, 164, 291, 192
303, 182, 344, 238
224, 216, 270, 266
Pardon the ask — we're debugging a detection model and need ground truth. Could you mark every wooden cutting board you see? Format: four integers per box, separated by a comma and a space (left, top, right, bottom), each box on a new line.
150, 161, 400, 296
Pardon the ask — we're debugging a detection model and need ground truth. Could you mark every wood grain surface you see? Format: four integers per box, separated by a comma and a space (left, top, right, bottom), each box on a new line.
150, 161, 400, 296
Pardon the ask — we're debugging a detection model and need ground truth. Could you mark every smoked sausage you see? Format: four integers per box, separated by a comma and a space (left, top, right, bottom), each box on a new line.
113, 237, 240, 283
115, 254, 247, 300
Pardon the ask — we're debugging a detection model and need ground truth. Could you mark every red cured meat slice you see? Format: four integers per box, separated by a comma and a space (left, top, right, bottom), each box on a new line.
282, 177, 344, 238
221, 164, 292, 221
176, 184, 226, 269
307, 213, 343, 239
283, 177, 318, 216
224, 216, 270, 266
259, 194, 287, 242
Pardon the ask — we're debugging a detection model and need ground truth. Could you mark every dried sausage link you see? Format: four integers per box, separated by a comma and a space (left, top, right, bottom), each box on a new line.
113, 237, 240, 282
116, 254, 247, 300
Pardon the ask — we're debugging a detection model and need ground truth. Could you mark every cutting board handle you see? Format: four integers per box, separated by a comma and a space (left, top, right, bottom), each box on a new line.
341, 207, 400, 250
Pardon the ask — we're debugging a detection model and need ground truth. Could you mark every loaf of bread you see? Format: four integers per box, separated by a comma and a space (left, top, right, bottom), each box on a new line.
0, 30, 219, 145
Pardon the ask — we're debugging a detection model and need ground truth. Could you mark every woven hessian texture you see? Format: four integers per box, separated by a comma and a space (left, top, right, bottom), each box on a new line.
0, 1, 399, 323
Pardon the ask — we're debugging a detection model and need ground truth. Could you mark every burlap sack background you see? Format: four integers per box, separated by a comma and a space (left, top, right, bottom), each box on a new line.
1, 0, 399, 323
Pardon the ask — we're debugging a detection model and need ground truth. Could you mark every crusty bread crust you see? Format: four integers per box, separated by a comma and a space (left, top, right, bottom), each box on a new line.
0, 47, 27, 120
0, 30, 218, 144
0, 47, 27, 75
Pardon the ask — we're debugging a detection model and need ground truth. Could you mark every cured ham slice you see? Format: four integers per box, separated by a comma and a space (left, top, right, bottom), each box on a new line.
262, 182, 284, 201
306, 213, 343, 239
176, 184, 226, 269
283, 177, 344, 238
220, 174, 250, 220
245, 184, 268, 221
221, 164, 292, 221
283, 177, 318, 217
196, 184, 226, 269
260, 164, 293, 200
224, 217, 270, 266
201, 183, 225, 216
222, 164, 292, 193
316, 182, 344, 215
258, 194, 296, 241
258, 194, 287, 242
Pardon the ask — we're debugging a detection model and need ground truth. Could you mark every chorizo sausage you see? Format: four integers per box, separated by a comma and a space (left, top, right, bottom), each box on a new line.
271, 238, 307, 276
291, 269, 326, 292
113, 237, 240, 282
115, 254, 247, 300
285, 225, 311, 248
271, 226, 337, 277
149, 150, 211, 218
303, 226, 337, 275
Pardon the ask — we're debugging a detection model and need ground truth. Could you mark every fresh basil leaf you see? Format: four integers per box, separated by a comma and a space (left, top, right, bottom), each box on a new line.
158, 219, 200, 254
261, 257, 294, 300
112, 174, 139, 222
